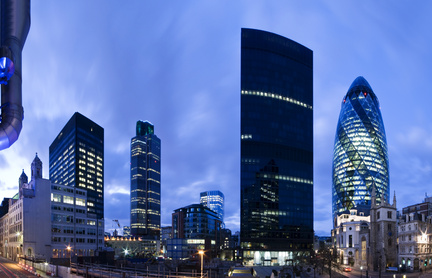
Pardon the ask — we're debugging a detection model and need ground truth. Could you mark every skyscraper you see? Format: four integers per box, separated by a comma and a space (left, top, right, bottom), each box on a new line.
130, 120, 161, 238
332, 76, 389, 221
240, 28, 313, 265
49, 112, 104, 220
200, 190, 224, 222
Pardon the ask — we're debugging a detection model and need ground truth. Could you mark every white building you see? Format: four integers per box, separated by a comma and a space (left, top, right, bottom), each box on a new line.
332, 208, 370, 266
0, 154, 104, 263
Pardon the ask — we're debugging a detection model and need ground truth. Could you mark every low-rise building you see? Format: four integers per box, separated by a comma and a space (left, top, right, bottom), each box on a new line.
169, 204, 222, 259
332, 187, 397, 271
399, 197, 432, 272
0, 154, 104, 263
332, 208, 370, 266
104, 236, 159, 258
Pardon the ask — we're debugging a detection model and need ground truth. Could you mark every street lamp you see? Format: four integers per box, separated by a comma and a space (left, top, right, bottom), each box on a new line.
198, 250, 204, 278
360, 266, 363, 278
66, 245, 72, 269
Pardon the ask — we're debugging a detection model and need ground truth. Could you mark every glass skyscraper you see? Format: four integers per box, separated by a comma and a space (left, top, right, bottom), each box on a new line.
332, 76, 389, 221
200, 190, 224, 223
130, 120, 161, 238
49, 112, 104, 219
240, 28, 313, 265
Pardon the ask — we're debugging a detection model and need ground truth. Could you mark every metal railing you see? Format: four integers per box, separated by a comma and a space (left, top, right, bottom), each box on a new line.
70, 263, 208, 278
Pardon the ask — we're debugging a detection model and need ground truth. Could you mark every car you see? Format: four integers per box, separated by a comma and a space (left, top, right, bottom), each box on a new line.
343, 267, 352, 272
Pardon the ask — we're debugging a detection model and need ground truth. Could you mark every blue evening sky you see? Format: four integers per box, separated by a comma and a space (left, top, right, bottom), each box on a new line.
0, 1, 431, 236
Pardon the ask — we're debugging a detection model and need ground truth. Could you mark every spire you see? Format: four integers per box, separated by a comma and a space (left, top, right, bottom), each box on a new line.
19, 169, 28, 188
371, 183, 376, 208
393, 191, 397, 208
31, 152, 43, 180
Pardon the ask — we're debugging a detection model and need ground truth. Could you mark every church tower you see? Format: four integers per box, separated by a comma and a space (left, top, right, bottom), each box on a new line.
31, 153, 43, 180
369, 187, 398, 271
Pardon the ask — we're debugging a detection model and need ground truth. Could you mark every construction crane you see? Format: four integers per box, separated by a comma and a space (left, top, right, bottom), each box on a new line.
113, 219, 120, 229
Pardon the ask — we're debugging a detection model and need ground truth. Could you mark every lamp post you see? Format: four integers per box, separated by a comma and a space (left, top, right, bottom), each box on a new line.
198, 250, 204, 278
66, 245, 72, 269
361, 266, 363, 278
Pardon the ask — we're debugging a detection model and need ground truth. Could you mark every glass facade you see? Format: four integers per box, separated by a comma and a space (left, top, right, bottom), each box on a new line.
49, 112, 104, 219
200, 190, 224, 223
240, 28, 313, 259
332, 76, 389, 221
172, 204, 221, 240
130, 121, 161, 238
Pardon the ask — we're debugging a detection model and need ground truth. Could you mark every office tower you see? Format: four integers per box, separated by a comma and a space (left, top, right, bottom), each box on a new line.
240, 28, 313, 265
130, 120, 161, 238
332, 76, 389, 221
200, 190, 224, 222
169, 203, 222, 259
49, 112, 104, 219
172, 204, 221, 240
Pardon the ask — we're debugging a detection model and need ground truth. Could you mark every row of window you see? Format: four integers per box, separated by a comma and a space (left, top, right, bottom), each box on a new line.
51, 194, 86, 206
52, 237, 98, 243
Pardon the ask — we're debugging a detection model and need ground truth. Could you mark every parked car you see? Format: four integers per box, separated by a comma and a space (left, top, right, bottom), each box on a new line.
343, 267, 352, 272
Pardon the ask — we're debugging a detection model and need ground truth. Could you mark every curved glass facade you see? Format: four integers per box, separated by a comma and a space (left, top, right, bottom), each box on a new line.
240, 28, 313, 260
332, 76, 389, 220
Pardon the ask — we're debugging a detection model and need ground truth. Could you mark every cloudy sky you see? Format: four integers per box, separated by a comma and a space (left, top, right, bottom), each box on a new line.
0, 1, 431, 236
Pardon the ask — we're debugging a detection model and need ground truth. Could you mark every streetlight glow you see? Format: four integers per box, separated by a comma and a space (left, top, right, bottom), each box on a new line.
198, 250, 204, 278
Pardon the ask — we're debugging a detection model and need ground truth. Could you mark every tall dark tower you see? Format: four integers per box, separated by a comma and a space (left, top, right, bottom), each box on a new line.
49, 112, 104, 219
130, 120, 161, 238
332, 76, 389, 222
240, 28, 313, 265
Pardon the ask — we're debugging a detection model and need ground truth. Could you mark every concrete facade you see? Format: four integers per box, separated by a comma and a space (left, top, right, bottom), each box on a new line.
0, 154, 104, 263
332, 208, 370, 266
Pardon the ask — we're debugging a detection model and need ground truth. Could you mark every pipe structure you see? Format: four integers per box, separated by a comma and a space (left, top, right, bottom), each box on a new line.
0, 0, 30, 150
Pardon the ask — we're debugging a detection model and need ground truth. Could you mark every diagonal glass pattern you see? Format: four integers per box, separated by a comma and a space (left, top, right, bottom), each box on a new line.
332, 76, 389, 221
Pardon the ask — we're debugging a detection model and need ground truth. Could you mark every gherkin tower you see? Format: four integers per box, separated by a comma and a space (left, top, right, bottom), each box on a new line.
332, 76, 389, 221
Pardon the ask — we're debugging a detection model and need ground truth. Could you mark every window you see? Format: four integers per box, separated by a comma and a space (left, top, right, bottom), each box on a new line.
76, 218, 85, 224
51, 194, 62, 203
76, 198, 86, 206
63, 196, 74, 204
377, 211, 380, 219
387, 211, 392, 219
65, 216, 73, 223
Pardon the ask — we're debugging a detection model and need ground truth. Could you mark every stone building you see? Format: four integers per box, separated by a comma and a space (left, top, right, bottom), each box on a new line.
398, 197, 432, 272
332, 186, 397, 272
369, 188, 398, 271
332, 208, 370, 266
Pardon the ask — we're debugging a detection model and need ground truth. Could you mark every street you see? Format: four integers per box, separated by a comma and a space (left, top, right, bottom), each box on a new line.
0, 257, 37, 278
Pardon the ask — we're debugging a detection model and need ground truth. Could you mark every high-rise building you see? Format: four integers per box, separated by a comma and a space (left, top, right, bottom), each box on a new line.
332, 76, 389, 221
200, 190, 224, 222
130, 120, 161, 238
240, 28, 314, 265
49, 112, 104, 220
